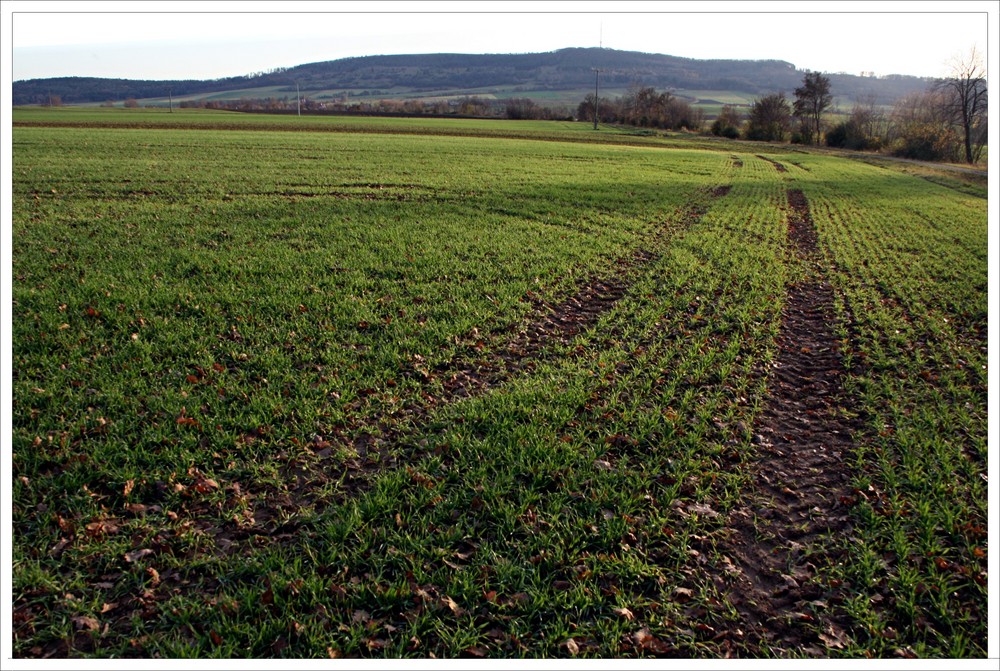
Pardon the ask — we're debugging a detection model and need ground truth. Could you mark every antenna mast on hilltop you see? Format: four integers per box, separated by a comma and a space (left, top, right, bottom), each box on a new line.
593, 22, 603, 130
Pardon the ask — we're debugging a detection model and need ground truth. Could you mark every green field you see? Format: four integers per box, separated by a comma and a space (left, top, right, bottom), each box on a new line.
10, 108, 989, 658
79, 82, 761, 116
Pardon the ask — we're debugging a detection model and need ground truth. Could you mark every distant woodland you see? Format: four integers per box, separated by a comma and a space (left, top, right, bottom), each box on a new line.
13, 47, 930, 106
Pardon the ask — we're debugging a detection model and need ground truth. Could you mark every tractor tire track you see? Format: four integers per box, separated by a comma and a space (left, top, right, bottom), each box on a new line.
22, 185, 741, 653
237, 186, 735, 534
712, 188, 859, 656
756, 155, 789, 173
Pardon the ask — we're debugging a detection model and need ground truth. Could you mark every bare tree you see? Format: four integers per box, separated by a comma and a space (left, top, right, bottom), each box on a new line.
793, 71, 833, 144
850, 93, 888, 146
934, 46, 988, 163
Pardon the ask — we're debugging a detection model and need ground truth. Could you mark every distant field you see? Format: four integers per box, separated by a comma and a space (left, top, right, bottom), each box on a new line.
10, 109, 988, 659
67, 82, 762, 116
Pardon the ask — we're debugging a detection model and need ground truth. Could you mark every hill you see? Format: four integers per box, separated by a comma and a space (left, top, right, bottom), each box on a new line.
12, 47, 931, 107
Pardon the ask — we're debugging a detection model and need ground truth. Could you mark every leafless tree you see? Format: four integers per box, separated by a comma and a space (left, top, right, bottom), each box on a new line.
793, 71, 833, 144
934, 46, 988, 163
850, 93, 889, 147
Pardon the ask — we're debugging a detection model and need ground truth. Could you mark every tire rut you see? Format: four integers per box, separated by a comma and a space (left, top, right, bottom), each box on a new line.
236, 186, 734, 537
712, 188, 859, 656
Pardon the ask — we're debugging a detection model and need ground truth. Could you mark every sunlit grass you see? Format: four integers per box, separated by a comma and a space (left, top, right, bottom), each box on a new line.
10, 113, 987, 658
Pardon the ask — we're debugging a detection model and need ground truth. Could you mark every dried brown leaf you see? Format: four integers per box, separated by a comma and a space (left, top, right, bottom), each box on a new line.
634, 627, 671, 654
124, 548, 154, 563
440, 595, 463, 615
49, 538, 71, 558
614, 607, 635, 621
687, 502, 719, 518
818, 623, 849, 649
673, 587, 694, 602
72, 615, 100, 631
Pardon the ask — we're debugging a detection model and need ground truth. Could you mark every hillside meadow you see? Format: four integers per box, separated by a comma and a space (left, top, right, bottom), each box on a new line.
9, 108, 989, 658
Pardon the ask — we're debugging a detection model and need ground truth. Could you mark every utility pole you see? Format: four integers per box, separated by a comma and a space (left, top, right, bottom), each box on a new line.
593, 68, 602, 130
296, 81, 301, 116
168, 89, 173, 113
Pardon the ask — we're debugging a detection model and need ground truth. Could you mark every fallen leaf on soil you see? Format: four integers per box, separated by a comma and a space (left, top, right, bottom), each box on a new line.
72, 615, 100, 631
440, 595, 464, 615
564, 638, 580, 655
614, 607, 635, 621
633, 628, 671, 654
719, 555, 741, 576
818, 623, 849, 649
49, 538, 71, 558
85, 519, 120, 537
687, 502, 719, 518
124, 548, 154, 563
193, 477, 219, 493
673, 587, 694, 602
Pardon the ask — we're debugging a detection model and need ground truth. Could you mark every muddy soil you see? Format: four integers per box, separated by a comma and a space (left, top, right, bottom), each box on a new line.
710, 187, 859, 656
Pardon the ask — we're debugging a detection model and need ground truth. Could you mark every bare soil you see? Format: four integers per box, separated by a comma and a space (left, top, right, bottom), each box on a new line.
709, 187, 859, 656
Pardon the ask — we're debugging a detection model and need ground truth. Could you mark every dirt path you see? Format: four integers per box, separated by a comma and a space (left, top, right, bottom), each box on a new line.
712, 188, 859, 655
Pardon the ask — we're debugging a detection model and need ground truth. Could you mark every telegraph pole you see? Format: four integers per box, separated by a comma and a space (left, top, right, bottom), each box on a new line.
296, 81, 301, 116
593, 68, 602, 130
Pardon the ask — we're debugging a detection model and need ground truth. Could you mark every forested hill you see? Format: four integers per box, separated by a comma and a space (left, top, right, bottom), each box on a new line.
13, 47, 930, 105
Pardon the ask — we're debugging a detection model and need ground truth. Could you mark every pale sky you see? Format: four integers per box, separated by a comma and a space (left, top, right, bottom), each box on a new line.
5, 1, 993, 82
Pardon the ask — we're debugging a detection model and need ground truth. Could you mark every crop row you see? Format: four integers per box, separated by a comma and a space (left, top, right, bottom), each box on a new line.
783, 152, 988, 657
10, 119, 988, 658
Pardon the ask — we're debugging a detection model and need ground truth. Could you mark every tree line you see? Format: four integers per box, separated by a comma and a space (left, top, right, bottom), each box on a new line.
173, 95, 575, 120
709, 48, 986, 164
576, 84, 704, 130
104, 47, 984, 165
